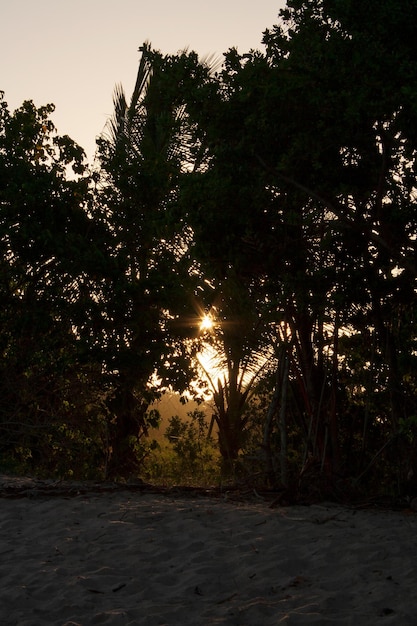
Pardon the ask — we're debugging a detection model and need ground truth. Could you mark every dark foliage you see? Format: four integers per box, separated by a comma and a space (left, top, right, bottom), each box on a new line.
2, 1, 417, 500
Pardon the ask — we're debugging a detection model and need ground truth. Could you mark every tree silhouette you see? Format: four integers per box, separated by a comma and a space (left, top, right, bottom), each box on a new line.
0, 94, 108, 475
94, 45, 216, 476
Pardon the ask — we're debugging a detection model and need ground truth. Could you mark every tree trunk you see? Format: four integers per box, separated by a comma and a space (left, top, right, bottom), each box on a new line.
107, 388, 149, 479
279, 354, 290, 487
262, 370, 281, 486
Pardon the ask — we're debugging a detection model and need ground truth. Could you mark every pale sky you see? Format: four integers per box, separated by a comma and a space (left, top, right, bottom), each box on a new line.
1, 0, 286, 163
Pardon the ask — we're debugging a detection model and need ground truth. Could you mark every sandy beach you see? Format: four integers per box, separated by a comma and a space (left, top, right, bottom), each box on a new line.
0, 477, 416, 625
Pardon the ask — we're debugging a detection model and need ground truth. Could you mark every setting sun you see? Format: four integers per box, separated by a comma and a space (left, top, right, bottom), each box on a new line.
200, 314, 214, 332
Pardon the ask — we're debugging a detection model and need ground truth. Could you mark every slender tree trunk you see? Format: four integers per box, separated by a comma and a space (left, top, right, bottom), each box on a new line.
328, 313, 341, 475
362, 329, 376, 455
279, 353, 290, 487
262, 366, 281, 486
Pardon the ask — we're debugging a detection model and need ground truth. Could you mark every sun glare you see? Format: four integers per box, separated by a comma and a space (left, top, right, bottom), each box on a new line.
200, 314, 214, 332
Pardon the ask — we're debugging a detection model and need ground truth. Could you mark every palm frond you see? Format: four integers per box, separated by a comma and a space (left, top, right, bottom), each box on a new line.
128, 41, 153, 129
200, 51, 224, 75
107, 83, 127, 148
102, 41, 213, 176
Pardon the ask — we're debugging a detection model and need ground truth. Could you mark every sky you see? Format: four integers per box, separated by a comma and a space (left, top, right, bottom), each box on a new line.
1, 0, 286, 164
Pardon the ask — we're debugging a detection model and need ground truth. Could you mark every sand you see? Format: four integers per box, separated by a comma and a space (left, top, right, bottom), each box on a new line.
0, 477, 416, 625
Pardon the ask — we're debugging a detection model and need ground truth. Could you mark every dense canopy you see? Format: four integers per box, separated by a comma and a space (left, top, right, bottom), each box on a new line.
1, 1, 417, 502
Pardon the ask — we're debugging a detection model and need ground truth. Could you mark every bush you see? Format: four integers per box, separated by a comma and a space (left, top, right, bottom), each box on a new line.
143, 409, 220, 485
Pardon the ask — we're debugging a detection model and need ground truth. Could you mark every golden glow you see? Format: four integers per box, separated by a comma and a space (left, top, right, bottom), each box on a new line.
200, 314, 214, 332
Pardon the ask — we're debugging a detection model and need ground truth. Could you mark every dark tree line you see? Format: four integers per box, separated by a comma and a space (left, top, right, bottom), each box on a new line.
1, 1, 417, 500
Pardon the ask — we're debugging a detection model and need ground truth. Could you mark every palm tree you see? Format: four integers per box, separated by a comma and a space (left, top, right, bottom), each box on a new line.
196, 279, 277, 474
95, 44, 216, 477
